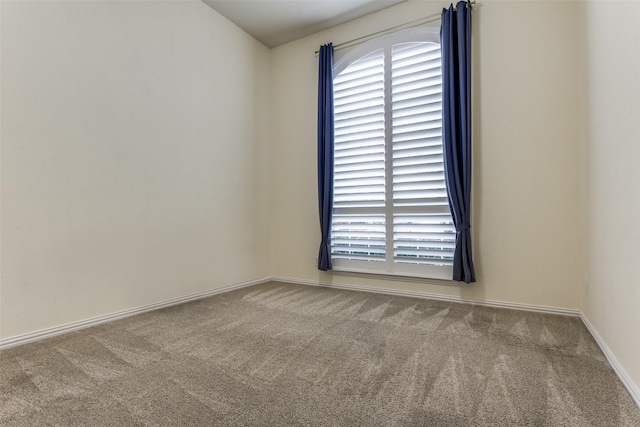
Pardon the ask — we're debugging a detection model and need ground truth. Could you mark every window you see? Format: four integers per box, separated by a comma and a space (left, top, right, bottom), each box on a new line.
330, 29, 455, 280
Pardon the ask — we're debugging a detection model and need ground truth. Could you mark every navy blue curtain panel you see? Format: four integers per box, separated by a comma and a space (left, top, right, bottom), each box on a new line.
317, 43, 334, 271
441, 2, 476, 283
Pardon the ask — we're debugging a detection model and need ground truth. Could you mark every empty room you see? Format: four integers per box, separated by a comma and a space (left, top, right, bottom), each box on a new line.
1, 0, 639, 425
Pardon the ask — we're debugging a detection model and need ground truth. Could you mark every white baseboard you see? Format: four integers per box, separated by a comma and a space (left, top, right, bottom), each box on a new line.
580, 312, 640, 409
272, 276, 580, 317
0, 277, 270, 351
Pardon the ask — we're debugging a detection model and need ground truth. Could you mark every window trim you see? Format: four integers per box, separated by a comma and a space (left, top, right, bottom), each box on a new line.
330, 27, 455, 281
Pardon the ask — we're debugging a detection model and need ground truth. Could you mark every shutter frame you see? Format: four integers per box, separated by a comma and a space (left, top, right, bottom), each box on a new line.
330, 29, 455, 279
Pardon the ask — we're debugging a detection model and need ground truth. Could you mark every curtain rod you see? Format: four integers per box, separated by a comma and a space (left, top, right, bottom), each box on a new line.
314, 0, 475, 55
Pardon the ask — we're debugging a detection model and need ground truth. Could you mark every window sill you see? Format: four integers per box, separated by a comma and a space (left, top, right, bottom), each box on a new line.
329, 266, 464, 287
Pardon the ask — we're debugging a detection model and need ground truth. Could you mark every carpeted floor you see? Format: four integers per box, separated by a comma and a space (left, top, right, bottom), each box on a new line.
1, 281, 639, 426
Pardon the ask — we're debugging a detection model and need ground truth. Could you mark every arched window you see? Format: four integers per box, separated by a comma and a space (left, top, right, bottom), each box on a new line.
331, 28, 455, 280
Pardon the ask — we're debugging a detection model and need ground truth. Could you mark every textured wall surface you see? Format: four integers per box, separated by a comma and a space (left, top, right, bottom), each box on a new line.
0, 1, 271, 338
579, 0, 640, 403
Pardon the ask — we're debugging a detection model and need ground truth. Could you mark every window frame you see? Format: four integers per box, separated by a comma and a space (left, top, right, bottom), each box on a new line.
330, 28, 455, 281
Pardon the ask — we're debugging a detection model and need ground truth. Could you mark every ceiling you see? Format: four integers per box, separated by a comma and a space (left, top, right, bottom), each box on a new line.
202, 0, 407, 48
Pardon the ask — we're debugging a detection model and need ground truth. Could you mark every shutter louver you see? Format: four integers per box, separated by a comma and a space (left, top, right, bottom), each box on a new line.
331, 214, 386, 262
393, 213, 455, 266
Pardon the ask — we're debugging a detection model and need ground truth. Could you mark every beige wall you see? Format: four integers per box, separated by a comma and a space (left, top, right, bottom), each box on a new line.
580, 0, 640, 398
0, 1, 271, 338
270, 0, 581, 310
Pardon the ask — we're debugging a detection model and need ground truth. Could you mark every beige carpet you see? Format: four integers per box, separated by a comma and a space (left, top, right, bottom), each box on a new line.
1, 281, 639, 426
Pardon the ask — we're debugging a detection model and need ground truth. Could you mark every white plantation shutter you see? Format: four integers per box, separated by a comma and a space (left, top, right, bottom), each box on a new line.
332, 49, 387, 266
391, 42, 455, 269
331, 29, 455, 279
